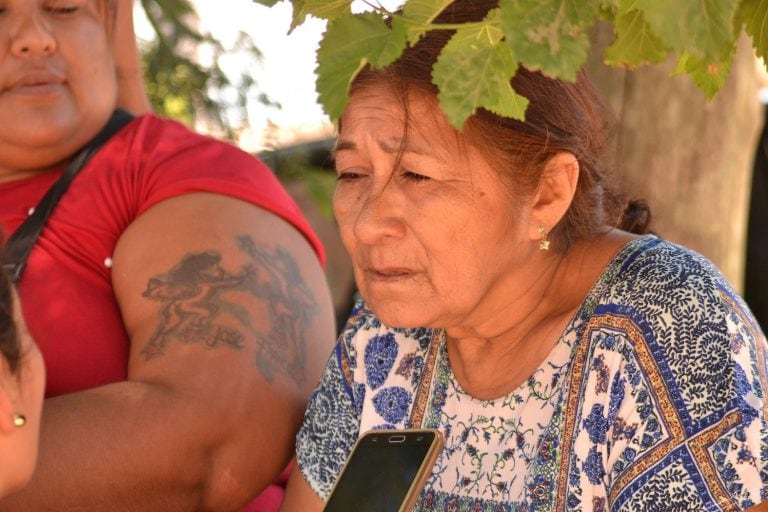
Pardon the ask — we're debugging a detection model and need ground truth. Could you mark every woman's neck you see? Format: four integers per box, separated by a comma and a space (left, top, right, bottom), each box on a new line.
444, 228, 637, 400
444, 250, 574, 400
0, 162, 64, 184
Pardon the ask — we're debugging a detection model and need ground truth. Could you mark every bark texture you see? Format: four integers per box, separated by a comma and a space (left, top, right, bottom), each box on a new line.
586, 24, 764, 290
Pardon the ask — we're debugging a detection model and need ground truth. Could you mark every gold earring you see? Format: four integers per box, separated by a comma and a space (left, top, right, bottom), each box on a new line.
13, 413, 26, 428
538, 226, 550, 251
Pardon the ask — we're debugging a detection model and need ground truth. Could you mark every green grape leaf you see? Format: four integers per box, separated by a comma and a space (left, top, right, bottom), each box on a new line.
672, 52, 733, 100
316, 13, 407, 121
499, 0, 601, 81
377, 16, 409, 69
432, 13, 529, 129
484, 77, 531, 122
402, 0, 455, 44
737, 0, 768, 63
290, 0, 352, 32
289, 0, 310, 31
605, 5, 668, 67
633, 0, 738, 61
402, 0, 453, 21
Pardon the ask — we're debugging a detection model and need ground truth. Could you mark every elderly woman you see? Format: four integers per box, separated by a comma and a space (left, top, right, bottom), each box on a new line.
0, 257, 45, 498
0, 0, 335, 510
280, 1, 768, 510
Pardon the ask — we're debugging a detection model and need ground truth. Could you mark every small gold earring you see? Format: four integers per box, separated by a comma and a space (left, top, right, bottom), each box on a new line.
538, 226, 550, 251
13, 413, 26, 428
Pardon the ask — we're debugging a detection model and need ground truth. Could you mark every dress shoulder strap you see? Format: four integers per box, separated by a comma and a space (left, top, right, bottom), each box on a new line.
2, 109, 135, 282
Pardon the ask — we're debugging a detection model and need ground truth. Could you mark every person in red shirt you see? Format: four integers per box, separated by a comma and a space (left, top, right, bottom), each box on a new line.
0, 0, 335, 510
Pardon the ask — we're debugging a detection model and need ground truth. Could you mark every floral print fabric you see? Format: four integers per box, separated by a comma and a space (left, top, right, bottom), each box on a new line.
296, 236, 768, 511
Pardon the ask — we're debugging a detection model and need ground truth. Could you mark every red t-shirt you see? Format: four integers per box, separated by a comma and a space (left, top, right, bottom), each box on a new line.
0, 114, 323, 509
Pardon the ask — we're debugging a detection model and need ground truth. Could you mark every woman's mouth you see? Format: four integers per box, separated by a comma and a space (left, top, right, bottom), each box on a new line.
365, 267, 415, 281
6, 72, 65, 98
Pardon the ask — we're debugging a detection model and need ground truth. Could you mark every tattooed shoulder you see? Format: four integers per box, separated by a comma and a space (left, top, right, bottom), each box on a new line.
140, 235, 319, 387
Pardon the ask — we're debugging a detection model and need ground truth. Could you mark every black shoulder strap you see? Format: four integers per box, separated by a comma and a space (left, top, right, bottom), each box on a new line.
3, 109, 135, 283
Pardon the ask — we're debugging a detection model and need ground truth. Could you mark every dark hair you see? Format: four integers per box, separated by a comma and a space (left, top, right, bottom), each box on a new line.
0, 247, 21, 375
349, 0, 652, 249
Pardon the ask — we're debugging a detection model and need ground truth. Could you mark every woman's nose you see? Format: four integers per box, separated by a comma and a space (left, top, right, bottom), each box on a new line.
351, 184, 406, 245
10, 12, 57, 57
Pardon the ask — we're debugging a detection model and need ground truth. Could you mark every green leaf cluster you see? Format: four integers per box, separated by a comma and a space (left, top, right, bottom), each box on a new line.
254, 0, 768, 130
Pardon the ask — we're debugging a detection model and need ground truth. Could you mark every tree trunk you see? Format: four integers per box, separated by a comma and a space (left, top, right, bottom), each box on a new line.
585, 24, 763, 291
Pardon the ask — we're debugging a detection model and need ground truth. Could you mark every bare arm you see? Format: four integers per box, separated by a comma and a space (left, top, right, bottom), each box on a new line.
279, 460, 324, 512
113, 0, 152, 114
0, 193, 335, 510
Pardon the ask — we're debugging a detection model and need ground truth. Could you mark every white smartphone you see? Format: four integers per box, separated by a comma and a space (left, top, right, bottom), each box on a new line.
322, 429, 444, 512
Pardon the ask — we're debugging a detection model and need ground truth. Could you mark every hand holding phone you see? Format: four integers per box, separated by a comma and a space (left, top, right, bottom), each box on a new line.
322, 429, 444, 512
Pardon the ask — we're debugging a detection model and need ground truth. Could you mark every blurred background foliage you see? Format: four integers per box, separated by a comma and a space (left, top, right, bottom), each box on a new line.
257, 138, 337, 218
138, 0, 278, 141
136, 0, 335, 215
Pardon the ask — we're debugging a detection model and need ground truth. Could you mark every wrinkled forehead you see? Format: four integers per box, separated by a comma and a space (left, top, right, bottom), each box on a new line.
340, 82, 464, 160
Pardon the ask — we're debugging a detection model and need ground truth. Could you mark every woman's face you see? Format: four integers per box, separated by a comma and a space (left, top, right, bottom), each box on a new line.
0, 0, 117, 178
333, 84, 538, 329
0, 292, 45, 496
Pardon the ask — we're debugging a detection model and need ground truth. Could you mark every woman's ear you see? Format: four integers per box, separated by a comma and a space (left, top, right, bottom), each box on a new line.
528, 152, 579, 241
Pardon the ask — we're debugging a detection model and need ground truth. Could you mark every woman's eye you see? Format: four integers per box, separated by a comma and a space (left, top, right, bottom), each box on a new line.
44, 3, 79, 14
402, 170, 431, 183
336, 170, 365, 181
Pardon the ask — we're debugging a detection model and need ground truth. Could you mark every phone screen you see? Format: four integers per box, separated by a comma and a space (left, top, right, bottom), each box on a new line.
322, 430, 442, 512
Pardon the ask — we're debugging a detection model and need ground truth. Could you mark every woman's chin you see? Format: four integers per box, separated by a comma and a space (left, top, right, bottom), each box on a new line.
363, 296, 433, 329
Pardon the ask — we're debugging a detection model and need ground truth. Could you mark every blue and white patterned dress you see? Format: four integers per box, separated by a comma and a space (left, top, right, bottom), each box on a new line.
296, 236, 768, 511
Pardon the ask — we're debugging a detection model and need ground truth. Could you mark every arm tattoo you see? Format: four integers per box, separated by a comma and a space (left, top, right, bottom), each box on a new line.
140, 235, 319, 386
